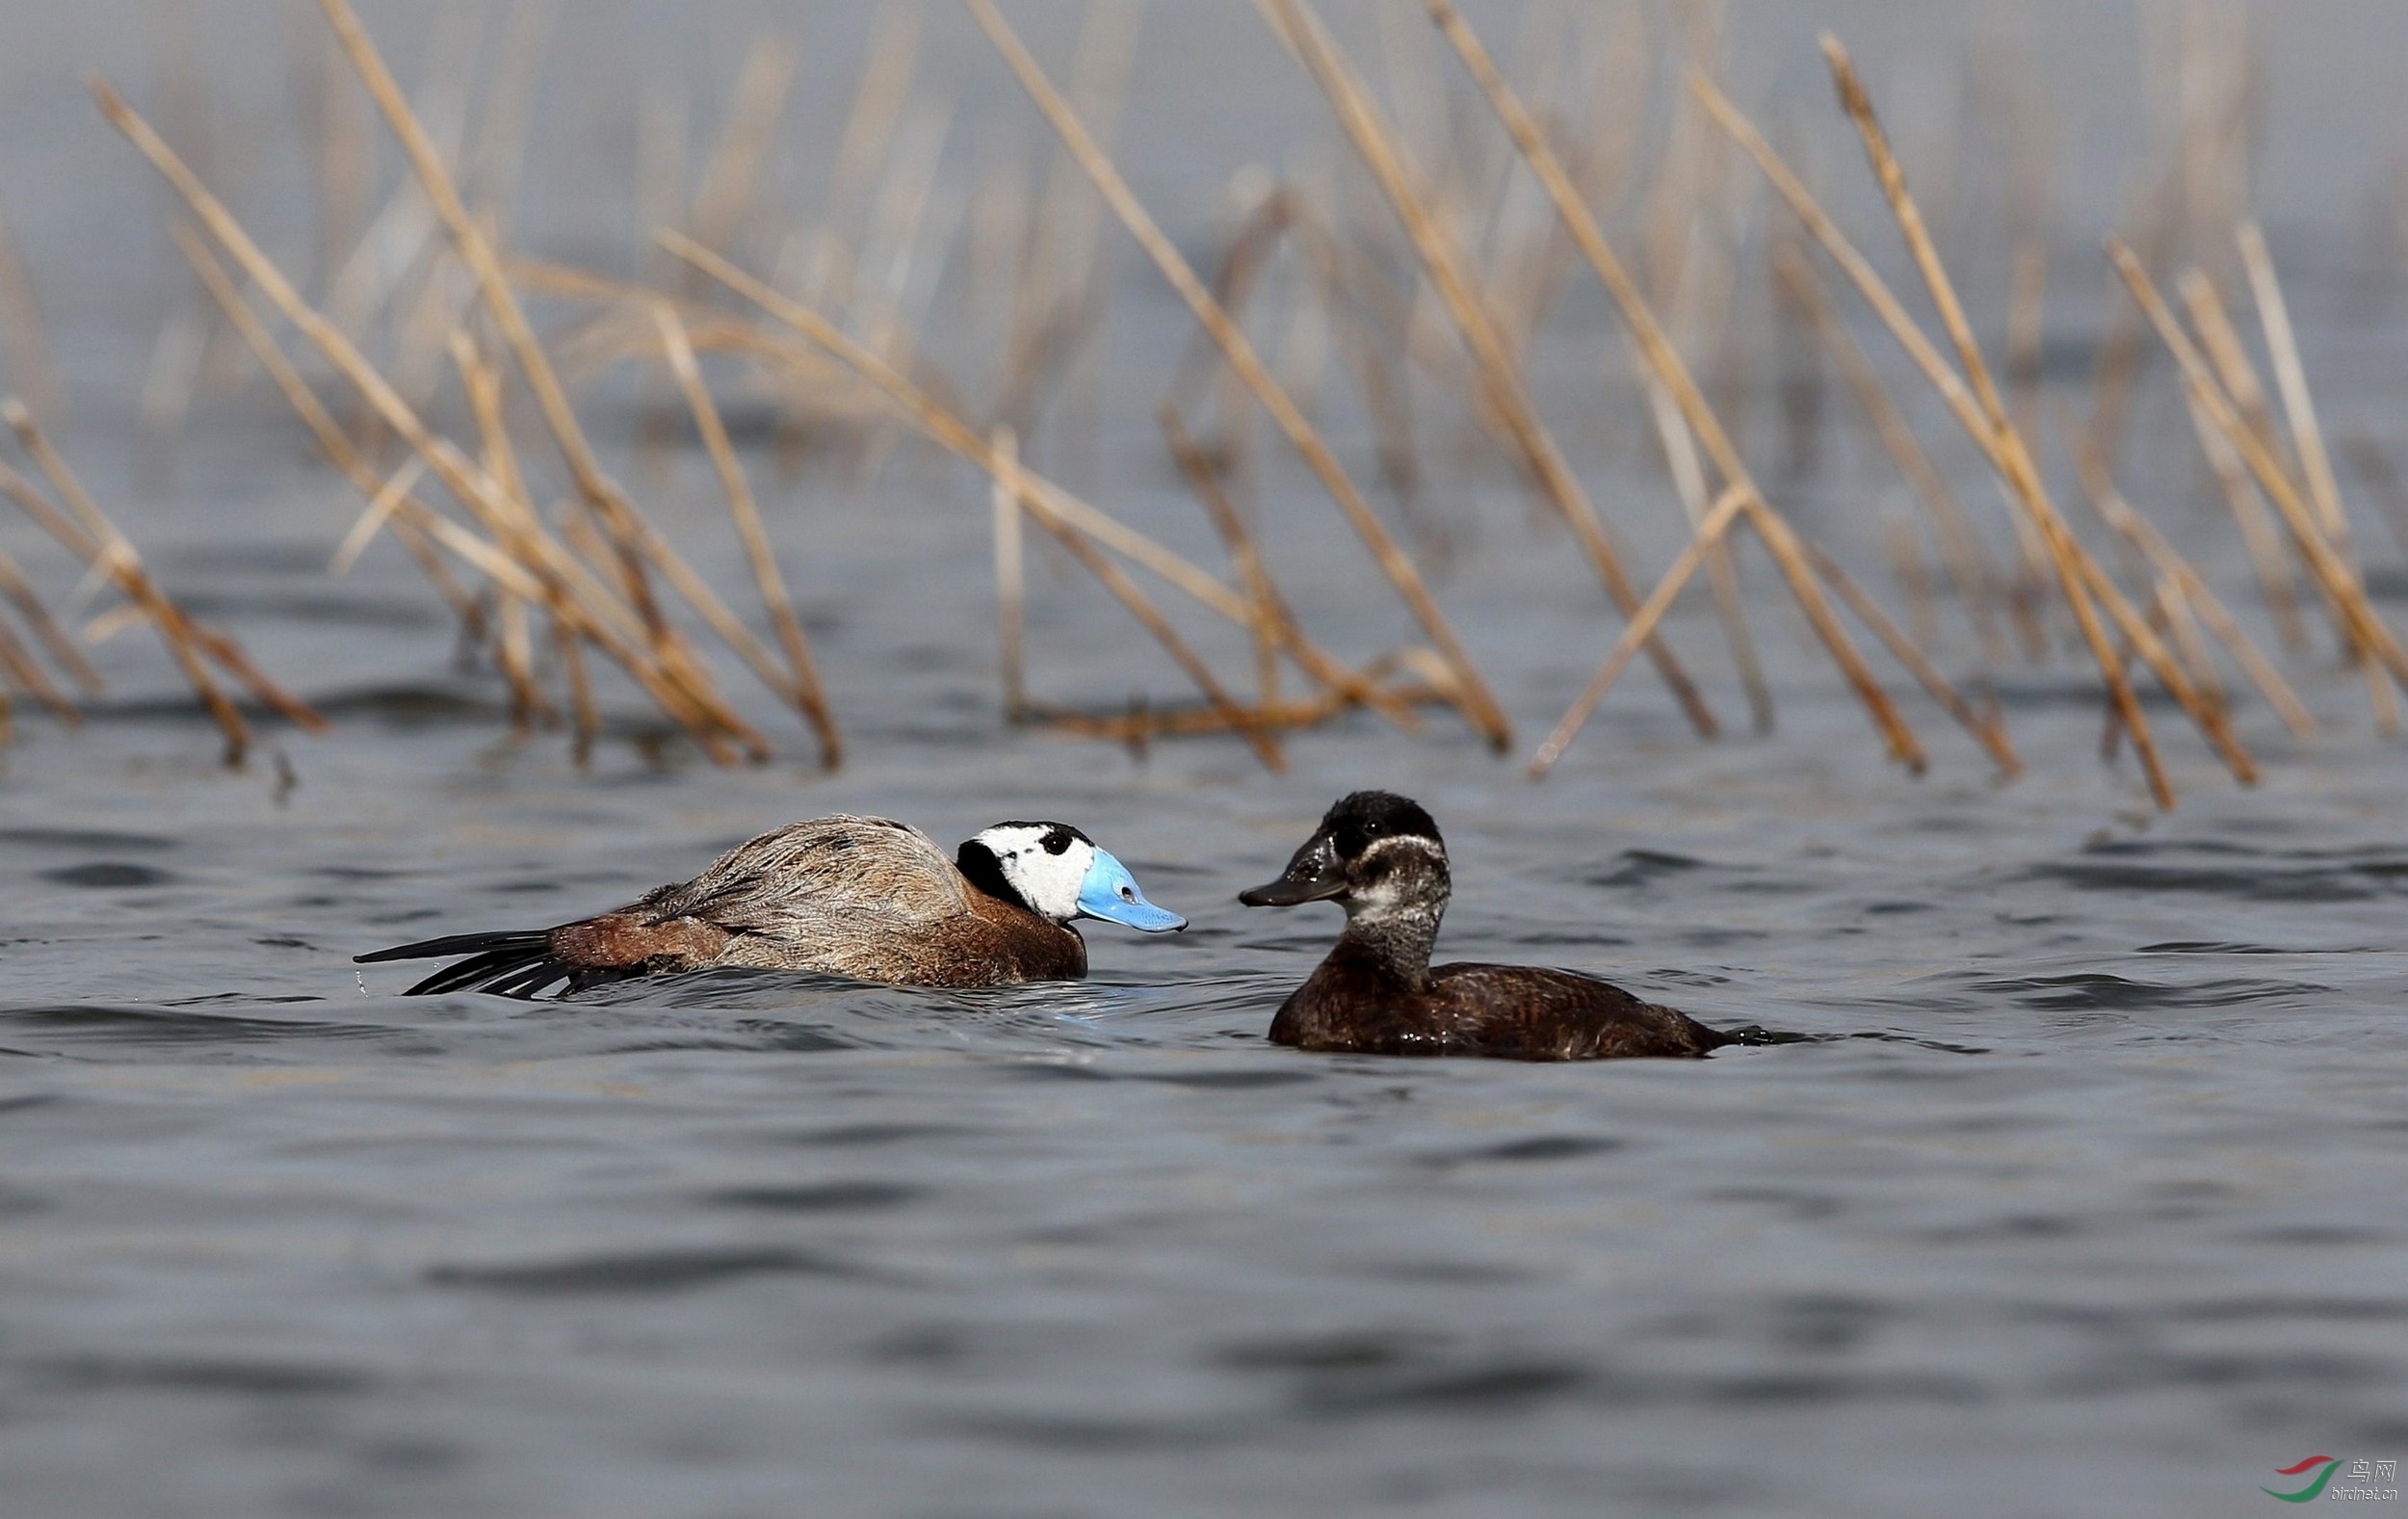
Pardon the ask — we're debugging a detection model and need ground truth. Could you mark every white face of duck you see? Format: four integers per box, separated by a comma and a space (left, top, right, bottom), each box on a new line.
968, 823, 1187, 933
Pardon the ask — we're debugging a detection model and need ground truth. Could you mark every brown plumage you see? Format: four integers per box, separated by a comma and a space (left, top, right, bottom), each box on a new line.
1239, 792, 1729, 1061
357, 813, 1184, 996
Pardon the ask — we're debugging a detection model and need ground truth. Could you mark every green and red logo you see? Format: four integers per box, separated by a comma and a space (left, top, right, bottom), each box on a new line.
2264, 1455, 2342, 1503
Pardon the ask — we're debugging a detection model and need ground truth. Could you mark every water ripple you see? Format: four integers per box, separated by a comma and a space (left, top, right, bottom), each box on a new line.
427, 1245, 869, 1294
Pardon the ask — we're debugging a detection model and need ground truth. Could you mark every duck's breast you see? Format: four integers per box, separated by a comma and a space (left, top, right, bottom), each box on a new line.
1268, 957, 1459, 1056
907, 892, 1086, 986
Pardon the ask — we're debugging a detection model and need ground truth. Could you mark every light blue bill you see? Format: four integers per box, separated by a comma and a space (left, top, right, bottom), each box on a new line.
1075, 849, 1187, 932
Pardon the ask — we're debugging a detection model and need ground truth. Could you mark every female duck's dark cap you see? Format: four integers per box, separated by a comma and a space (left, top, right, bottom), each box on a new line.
1321, 791, 1441, 855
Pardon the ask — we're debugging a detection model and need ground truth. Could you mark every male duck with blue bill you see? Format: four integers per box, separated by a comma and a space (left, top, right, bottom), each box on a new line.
359, 814, 1185, 996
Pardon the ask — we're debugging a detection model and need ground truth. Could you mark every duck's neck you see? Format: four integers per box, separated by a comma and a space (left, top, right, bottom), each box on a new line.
1330, 901, 1443, 991
955, 841, 1046, 924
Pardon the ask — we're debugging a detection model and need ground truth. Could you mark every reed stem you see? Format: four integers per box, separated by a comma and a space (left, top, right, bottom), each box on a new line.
966, 0, 1515, 750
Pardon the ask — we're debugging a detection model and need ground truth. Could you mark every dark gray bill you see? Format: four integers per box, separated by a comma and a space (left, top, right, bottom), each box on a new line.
1238, 831, 1347, 907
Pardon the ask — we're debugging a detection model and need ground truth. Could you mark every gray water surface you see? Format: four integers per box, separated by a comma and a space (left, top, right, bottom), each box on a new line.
7, 685, 2406, 1518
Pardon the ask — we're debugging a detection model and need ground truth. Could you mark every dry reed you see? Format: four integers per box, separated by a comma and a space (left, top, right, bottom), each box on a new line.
660, 230, 1417, 758
989, 424, 1027, 721
1696, 50, 2271, 808
1426, 0, 2013, 779
0, 399, 323, 762
0, 212, 66, 428
965, 0, 1513, 750
1260, 0, 1720, 744
0, 2, 2381, 800
2109, 241, 2408, 693
653, 303, 842, 767
2177, 274, 2313, 654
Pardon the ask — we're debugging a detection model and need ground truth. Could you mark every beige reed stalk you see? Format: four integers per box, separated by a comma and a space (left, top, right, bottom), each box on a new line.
0, 539, 86, 724
1770, 241, 2011, 668
660, 238, 1247, 622
2109, 241, 2408, 691
662, 232, 1407, 734
653, 303, 843, 767
1161, 403, 1428, 732
963, 0, 1515, 750
1644, 376, 1774, 734
982, 413, 1287, 773
1817, 39, 2218, 807
2182, 276, 2288, 461
657, 250, 1285, 765
327, 456, 427, 580
95, 82, 765, 762
2172, 275, 2312, 654
170, 223, 516, 656
2240, 223, 2351, 553
2053, 402, 2315, 738
990, 426, 1027, 721
0, 425, 236, 759
0, 213, 66, 428
1531, 490, 1746, 773
1884, 515, 1943, 650
1426, 1, 2003, 777
4, 401, 327, 740
0, 539, 99, 700
312, 0, 675, 650
1795, 537, 2021, 771
1697, 52, 2257, 806
1161, 404, 1286, 713
319, 0, 804, 749
0, 596, 79, 728
990, 0, 1143, 441
824, 9, 925, 262
1256, 0, 1723, 743
687, 39, 799, 260
2232, 223, 2395, 729
448, 330, 552, 729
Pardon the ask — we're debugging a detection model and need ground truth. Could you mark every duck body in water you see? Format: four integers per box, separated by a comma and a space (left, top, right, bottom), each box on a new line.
1240, 792, 1729, 1061
358, 814, 1185, 996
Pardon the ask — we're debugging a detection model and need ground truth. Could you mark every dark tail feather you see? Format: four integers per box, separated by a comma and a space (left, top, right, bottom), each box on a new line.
356, 930, 548, 964
480, 957, 579, 999
355, 930, 564, 998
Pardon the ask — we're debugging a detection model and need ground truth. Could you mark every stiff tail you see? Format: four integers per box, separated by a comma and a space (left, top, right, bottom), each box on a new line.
354, 929, 571, 998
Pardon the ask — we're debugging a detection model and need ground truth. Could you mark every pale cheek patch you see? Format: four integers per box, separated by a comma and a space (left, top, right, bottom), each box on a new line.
1004, 844, 1091, 921
1344, 837, 1448, 921
1348, 876, 1450, 923
1356, 835, 1447, 869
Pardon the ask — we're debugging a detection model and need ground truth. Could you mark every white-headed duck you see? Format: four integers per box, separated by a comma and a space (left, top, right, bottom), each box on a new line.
1239, 791, 1728, 1061
358, 814, 1185, 996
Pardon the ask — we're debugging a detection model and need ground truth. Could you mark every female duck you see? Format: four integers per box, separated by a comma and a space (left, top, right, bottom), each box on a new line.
359, 814, 1185, 996
1239, 791, 1727, 1061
